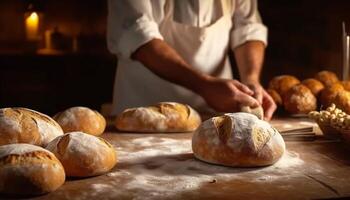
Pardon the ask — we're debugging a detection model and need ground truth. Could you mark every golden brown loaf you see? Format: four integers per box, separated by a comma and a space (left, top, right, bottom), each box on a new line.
115, 102, 201, 132
46, 132, 117, 177
314, 70, 339, 87
267, 89, 283, 106
192, 113, 285, 167
268, 75, 300, 97
341, 81, 350, 91
0, 144, 65, 196
0, 108, 64, 147
301, 78, 325, 97
283, 84, 317, 114
319, 83, 344, 107
53, 107, 106, 136
334, 91, 350, 114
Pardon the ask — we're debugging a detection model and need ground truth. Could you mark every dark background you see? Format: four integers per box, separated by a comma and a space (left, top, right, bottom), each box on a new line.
0, 0, 349, 115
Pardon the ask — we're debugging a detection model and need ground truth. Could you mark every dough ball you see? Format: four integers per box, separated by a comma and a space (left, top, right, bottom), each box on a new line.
314, 70, 339, 87
0, 108, 63, 147
319, 83, 344, 107
46, 132, 117, 177
54, 107, 106, 136
301, 78, 325, 97
283, 84, 317, 114
115, 102, 201, 132
192, 113, 285, 167
341, 81, 350, 91
268, 75, 300, 97
240, 106, 264, 120
267, 89, 283, 106
334, 91, 350, 114
0, 144, 65, 196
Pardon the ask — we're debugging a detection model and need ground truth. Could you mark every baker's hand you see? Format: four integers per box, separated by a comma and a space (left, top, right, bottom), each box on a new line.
198, 77, 260, 112
244, 82, 277, 121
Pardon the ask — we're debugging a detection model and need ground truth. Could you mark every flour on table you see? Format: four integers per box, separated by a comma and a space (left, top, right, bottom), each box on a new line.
80, 136, 306, 200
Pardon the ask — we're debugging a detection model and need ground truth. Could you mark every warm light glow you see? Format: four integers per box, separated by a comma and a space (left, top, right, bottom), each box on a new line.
25, 12, 39, 40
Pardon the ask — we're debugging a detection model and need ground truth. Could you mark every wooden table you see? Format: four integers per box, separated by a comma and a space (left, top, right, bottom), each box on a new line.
7, 117, 350, 200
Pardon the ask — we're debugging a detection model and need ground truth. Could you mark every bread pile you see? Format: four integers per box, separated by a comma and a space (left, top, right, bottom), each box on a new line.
192, 112, 285, 167
115, 102, 201, 132
268, 70, 350, 114
0, 107, 117, 196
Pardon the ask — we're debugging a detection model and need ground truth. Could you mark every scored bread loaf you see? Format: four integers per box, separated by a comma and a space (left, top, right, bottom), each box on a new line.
192, 113, 285, 167
115, 102, 201, 132
46, 132, 117, 177
0, 144, 65, 196
0, 108, 64, 147
53, 107, 106, 136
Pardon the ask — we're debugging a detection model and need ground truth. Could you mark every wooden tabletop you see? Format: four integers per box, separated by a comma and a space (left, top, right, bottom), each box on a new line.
7, 117, 350, 200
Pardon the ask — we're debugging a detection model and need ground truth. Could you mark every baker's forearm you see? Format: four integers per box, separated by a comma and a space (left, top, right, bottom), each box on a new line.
234, 41, 265, 84
131, 39, 209, 94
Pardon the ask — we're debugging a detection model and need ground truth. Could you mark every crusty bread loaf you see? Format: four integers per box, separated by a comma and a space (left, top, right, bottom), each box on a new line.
0, 108, 64, 147
115, 102, 201, 132
46, 132, 117, 177
319, 82, 344, 107
315, 70, 339, 87
283, 84, 317, 114
0, 143, 65, 196
334, 91, 350, 114
268, 75, 300, 97
301, 78, 324, 97
192, 113, 285, 167
53, 107, 106, 136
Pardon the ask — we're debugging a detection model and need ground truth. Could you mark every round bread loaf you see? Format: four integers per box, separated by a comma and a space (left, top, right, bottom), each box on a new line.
334, 91, 350, 114
283, 84, 317, 114
341, 81, 350, 91
53, 107, 106, 136
115, 102, 201, 132
192, 113, 285, 167
0, 108, 64, 147
46, 132, 117, 177
315, 70, 339, 87
319, 83, 344, 107
0, 144, 65, 196
267, 89, 283, 106
268, 75, 300, 97
301, 78, 324, 97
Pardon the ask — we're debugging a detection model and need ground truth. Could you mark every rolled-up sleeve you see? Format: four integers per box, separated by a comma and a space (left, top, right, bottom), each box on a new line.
230, 0, 268, 49
107, 0, 164, 59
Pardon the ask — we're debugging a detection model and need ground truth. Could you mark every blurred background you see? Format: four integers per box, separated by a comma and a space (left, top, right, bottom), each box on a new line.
0, 0, 349, 115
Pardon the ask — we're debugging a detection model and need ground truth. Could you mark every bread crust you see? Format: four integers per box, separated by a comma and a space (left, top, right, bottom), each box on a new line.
301, 78, 325, 97
115, 102, 201, 132
315, 70, 339, 87
46, 132, 117, 177
268, 75, 300, 97
283, 84, 317, 114
0, 144, 65, 196
192, 113, 285, 167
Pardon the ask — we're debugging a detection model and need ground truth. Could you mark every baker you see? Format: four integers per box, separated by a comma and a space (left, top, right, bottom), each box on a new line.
107, 0, 276, 120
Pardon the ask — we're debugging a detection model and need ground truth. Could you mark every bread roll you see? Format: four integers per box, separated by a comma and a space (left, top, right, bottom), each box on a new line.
283, 84, 317, 114
192, 113, 285, 167
0, 108, 63, 147
334, 91, 350, 114
268, 75, 300, 97
341, 81, 350, 91
115, 102, 201, 132
267, 89, 282, 106
315, 70, 339, 87
319, 83, 344, 107
46, 132, 117, 177
301, 78, 324, 97
0, 144, 65, 196
53, 107, 106, 136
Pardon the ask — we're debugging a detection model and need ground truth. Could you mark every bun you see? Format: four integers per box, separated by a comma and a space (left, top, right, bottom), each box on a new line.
0, 108, 63, 146
334, 91, 350, 114
192, 113, 285, 167
283, 84, 317, 114
115, 102, 201, 132
0, 144, 65, 196
267, 89, 282, 106
341, 81, 350, 91
301, 78, 324, 97
54, 107, 106, 136
46, 132, 117, 177
315, 70, 339, 87
268, 75, 300, 97
319, 83, 344, 107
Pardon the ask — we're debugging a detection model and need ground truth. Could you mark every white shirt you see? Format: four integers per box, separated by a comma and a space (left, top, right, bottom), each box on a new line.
107, 0, 268, 59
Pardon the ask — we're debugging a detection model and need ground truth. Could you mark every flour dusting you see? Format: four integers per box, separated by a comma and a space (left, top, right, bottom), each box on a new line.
83, 136, 304, 200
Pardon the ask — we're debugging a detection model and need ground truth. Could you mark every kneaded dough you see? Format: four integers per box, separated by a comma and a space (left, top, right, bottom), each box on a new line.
240, 106, 264, 120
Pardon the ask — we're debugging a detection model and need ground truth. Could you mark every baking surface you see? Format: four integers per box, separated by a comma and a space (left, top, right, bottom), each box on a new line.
4, 117, 350, 200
